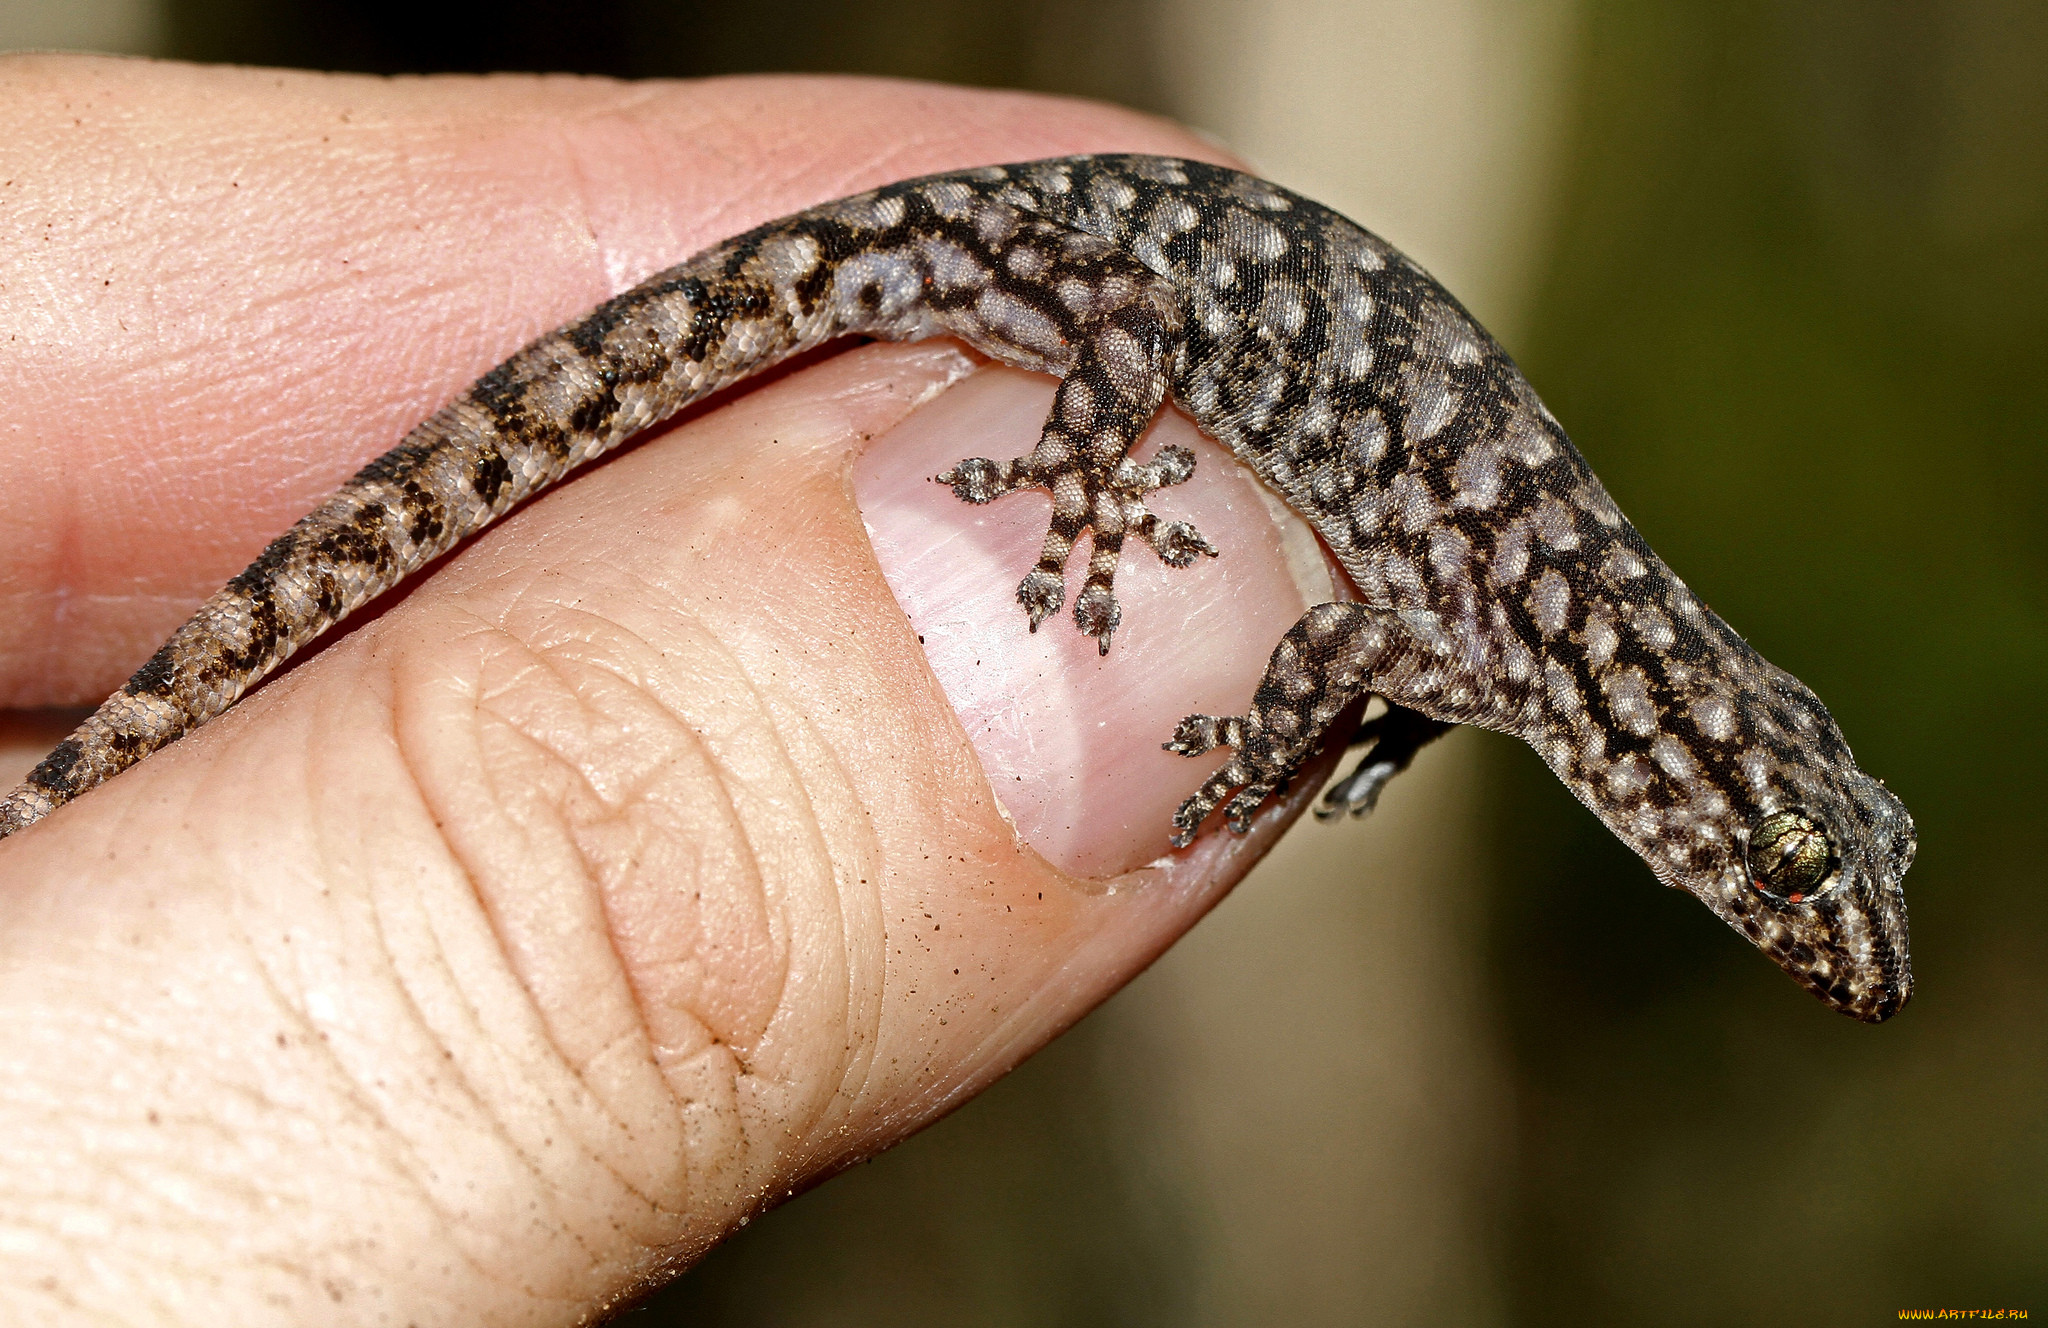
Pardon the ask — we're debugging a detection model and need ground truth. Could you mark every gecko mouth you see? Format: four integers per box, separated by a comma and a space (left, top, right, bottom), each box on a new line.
1765, 904, 1913, 1023
1720, 870, 1912, 1022
1793, 961, 1911, 1023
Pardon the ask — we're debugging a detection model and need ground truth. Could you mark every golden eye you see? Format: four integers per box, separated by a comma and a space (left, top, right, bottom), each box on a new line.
1749, 810, 1833, 903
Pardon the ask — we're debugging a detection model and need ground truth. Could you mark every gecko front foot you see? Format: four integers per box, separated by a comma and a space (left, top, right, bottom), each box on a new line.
1313, 705, 1455, 822
934, 273, 1211, 652
938, 438, 1216, 653
1164, 602, 1477, 844
1163, 603, 1372, 843
1166, 711, 1297, 845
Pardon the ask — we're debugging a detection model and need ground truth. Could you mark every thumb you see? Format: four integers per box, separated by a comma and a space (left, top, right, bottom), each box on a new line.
0, 339, 1335, 1321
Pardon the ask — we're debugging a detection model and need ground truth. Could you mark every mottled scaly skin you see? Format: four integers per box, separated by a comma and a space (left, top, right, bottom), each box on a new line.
0, 156, 1914, 1021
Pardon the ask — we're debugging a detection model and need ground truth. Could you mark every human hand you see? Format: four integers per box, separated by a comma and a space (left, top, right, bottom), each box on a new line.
0, 57, 1339, 1324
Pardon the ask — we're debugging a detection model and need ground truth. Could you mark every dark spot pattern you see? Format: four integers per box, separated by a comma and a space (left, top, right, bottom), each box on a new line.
0, 156, 1912, 1023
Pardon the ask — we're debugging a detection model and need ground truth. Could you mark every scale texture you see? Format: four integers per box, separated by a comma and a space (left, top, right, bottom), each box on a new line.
0, 155, 1914, 1020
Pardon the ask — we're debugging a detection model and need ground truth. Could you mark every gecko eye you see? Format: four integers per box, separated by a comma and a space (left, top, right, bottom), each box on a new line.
1748, 810, 1834, 903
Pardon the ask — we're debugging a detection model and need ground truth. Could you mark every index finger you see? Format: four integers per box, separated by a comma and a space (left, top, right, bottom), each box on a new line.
0, 57, 1218, 704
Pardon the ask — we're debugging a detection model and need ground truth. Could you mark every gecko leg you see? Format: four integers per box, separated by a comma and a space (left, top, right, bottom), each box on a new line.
1314, 704, 1456, 822
936, 287, 1213, 653
1165, 601, 1490, 844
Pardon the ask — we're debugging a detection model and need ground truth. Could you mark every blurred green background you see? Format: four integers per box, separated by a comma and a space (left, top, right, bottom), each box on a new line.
6, 0, 2040, 1322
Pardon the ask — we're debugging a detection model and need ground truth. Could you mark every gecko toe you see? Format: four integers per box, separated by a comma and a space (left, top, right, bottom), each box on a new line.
1074, 584, 1121, 653
1145, 519, 1217, 568
1223, 783, 1277, 834
1228, 783, 1277, 822
1164, 708, 1307, 843
1168, 744, 1276, 842
1148, 444, 1196, 487
1165, 713, 1240, 757
1018, 569, 1065, 630
937, 456, 1016, 503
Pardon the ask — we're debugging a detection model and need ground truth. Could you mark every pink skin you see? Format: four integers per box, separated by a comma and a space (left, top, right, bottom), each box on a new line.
0, 59, 1340, 1324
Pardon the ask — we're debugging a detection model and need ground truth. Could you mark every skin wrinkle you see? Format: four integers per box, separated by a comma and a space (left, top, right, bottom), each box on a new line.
233, 920, 483, 1270
540, 117, 623, 302
571, 462, 938, 1175
475, 662, 752, 1047
418, 588, 872, 1217
285, 1043, 529, 1289
743, 687, 889, 1146
617, 642, 794, 1059
524, 348, 1007, 1227
436, 799, 667, 1237
108, 915, 493, 1312
374, 622, 706, 1263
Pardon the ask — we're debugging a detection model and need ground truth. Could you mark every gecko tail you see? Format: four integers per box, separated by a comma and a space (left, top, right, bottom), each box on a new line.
0, 785, 50, 837
1, 729, 97, 838
0, 660, 206, 839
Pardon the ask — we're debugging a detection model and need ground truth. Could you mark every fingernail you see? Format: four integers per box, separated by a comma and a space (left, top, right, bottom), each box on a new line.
854, 366, 1333, 879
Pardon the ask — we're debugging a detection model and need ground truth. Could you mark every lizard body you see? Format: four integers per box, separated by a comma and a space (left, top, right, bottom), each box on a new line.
0, 155, 1914, 1020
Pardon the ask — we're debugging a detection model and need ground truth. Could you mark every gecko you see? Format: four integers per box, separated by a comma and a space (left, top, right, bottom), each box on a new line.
0, 154, 1914, 1021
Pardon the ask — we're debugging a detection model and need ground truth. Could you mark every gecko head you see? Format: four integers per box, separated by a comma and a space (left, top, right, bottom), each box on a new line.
1705, 759, 1916, 1023
1683, 662, 1913, 1023
1561, 651, 1916, 1023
